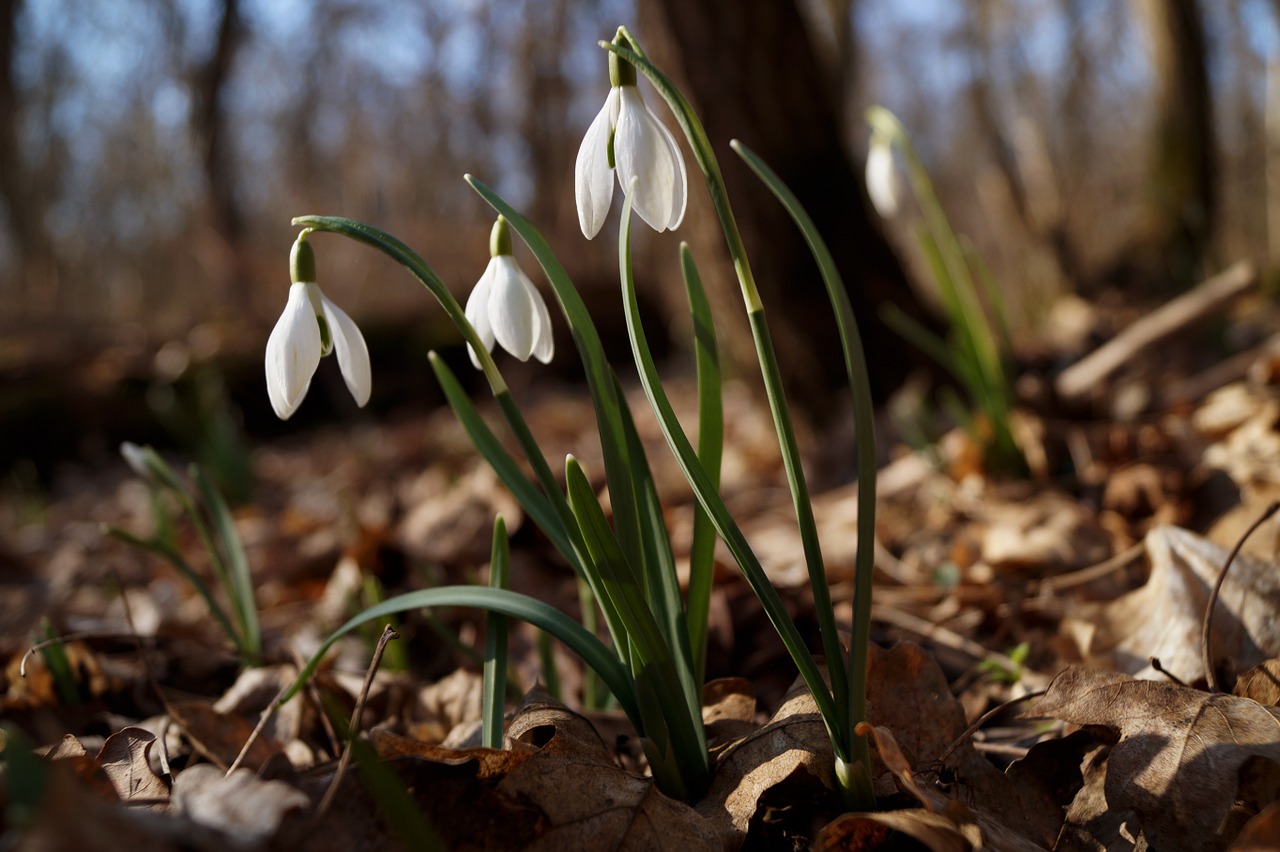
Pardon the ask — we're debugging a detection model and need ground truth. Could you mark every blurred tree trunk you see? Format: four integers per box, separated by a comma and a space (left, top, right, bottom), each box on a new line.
192, 0, 248, 309
636, 0, 934, 407
1115, 0, 1215, 293
0, 0, 54, 307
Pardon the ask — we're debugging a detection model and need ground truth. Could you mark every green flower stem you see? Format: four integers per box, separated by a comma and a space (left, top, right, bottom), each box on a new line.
482, 517, 510, 750
732, 140, 879, 810
282, 586, 640, 727
605, 33, 850, 734
616, 188, 841, 751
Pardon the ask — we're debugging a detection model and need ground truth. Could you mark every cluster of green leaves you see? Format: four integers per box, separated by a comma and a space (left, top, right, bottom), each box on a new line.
109, 443, 261, 663
278, 27, 881, 808
869, 106, 1025, 477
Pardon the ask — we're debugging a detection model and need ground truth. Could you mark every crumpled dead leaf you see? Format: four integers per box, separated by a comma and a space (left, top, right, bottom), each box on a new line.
171, 764, 310, 847
366, 686, 720, 850
96, 726, 170, 808
1026, 666, 1280, 851
1065, 524, 1280, 683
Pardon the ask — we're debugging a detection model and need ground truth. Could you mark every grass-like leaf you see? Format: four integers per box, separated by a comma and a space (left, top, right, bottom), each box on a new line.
482, 517, 510, 750
194, 465, 261, 661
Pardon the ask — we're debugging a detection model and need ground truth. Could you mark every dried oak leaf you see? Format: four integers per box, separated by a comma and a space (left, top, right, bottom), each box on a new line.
1066, 525, 1280, 684
816, 807, 977, 852
368, 687, 719, 851
1235, 659, 1280, 706
1026, 666, 1280, 851
95, 726, 170, 808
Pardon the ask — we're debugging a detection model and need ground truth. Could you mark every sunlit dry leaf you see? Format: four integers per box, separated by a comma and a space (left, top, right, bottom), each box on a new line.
980, 490, 1111, 571
702, 677, 757, 752
171, 764, 309, 847
1236, 660, 1280, 706
816, 808, 974, 852
408, 668, 483, 745
1066, 525, 1280, 683
95, 726, 169, 808
1026, 666, 1280, 851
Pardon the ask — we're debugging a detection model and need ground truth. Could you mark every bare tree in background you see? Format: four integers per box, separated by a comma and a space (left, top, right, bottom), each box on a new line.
1117, 0, 1215, 292
0, 0, 56, 313
191, 0, 248, 309
637, 0, 934, 406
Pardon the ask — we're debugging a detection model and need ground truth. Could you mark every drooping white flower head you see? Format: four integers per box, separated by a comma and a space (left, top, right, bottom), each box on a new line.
464, 216, 554, 369
265, 234, 371, 419
575, 30, 687, 239
865, 135, 899, 219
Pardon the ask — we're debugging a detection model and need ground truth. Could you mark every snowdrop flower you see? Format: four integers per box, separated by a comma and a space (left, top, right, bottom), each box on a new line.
265, 233, 371, 419
464, 216, 554, 369
575, 30, 687, 239
865, 135, 899, 218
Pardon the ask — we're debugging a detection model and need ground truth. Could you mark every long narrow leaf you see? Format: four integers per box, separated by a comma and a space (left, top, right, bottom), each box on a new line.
281, 586, 638, 726
614, 185, 839, 742
565, 457, 709, 799
732, 140, 880, 807
482, 517, 510, 750
680, 245, 722, 688
605, 41, 848, 729
194, 466, 261, 660
104, 526, 242, 655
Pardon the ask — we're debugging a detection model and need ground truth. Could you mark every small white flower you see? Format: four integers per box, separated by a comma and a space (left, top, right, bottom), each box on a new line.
465, 217, 554, 369
265, 237, 370, 419
865, 137, 899, 218
575, 47, 686, 239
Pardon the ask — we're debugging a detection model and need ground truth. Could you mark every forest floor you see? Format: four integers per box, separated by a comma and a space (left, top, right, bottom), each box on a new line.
5, 265, 1280, 850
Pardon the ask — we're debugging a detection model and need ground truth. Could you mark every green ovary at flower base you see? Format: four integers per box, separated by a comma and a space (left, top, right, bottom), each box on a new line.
264, 231, 371, 420
575, 28, 687, 239
465, 216, 555, 368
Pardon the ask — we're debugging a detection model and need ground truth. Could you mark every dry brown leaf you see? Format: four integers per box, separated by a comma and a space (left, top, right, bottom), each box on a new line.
816, 808, 976, 852
702, 677, 758, 752
1026, 666, 1280, 851
171, 764, 310, 847
212, 664, 304, 746
95, 726, 169, 807
370, 687, 719, 850
170, 699, 284, 770
1236, 660, 1280, 706
1067, 525, 1280, 683
696, 666, 837, 847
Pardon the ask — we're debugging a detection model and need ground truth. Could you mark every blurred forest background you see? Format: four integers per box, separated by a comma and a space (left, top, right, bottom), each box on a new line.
1, 0, 1278, 486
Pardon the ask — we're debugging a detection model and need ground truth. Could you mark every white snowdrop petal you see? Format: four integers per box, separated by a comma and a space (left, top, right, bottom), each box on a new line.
489, 257, 537, 361
655, 116, 687, 230
575, 89, 620, 239
320, 293, 372, 407
615, 86, 680, 232
530, 277, 555, 364
465, 263, 498, 369
265, 282, 322, 419
865, 139, 899, 218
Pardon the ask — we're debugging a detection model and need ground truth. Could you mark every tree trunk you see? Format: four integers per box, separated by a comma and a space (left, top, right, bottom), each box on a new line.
635, 0, 934, 408
1114, 0, 1215, 293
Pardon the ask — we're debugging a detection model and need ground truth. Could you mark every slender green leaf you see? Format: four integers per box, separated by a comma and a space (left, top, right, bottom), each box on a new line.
463, 177, 649, 601
282, 586, 638, 726
482, 517, 510, 750
565, 457, 708, 800
680, 245, 722, 688
104, 525, 241, 654
731, 140, 881, 809
428, 353, 575, 573
194, 466, 260, 660
614, 184, 839, 744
